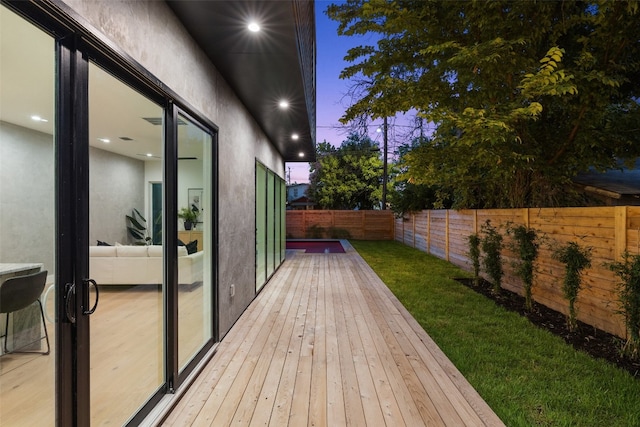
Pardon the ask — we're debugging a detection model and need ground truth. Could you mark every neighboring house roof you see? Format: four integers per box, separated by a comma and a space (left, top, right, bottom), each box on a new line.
574, 159, 640, 199
168, 1, 316, 162
288, 183, 309, 189
290, 196, 314, 206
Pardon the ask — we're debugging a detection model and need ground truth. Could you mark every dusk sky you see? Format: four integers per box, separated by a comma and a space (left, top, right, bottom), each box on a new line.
286, 1, 422, 184
285, 1, 384, 184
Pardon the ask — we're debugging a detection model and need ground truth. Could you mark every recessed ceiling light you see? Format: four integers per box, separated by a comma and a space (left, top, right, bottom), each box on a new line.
292, 133, 299, 140
298, 152, 305, 158
98, 138, 111, 143
248, 22, 260, 32
279, 100, 289, 109
31, 115, 48, 122
146, 153, 153, 157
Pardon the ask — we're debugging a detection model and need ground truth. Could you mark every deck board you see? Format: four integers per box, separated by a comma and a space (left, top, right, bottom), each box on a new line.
162, 246, 505, 426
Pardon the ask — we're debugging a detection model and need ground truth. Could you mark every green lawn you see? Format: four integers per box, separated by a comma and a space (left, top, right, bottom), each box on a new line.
350, 240, 640, 427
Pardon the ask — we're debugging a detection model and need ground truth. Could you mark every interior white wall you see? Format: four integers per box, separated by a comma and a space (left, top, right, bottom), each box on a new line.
0, 121, 149, 262
62, 0, 286, 335
0, 121, 55, 272
89, 146, 145, 246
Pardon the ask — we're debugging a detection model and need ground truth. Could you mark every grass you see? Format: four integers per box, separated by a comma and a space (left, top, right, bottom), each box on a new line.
350, 240, 640, 427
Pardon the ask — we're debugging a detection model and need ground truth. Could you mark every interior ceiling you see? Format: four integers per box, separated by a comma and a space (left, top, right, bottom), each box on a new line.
1, 1, 315, 163
167, 0, 316, 162
0, 6, 199, 161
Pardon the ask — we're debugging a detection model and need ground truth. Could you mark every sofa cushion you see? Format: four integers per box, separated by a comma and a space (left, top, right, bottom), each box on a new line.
178, 246, 188, 257
147, 245, 163, 257
185, 240, 198, 255
116, 245, 149, 257
90, 246, 117, 257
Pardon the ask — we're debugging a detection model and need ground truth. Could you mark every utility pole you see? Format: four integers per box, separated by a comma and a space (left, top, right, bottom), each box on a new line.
382, 116, 388, 210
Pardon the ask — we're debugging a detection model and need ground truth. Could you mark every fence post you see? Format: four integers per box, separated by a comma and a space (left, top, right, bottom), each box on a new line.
412, 213, 416, 248
427, 210, 431, 254
302, 210, 307, 238
445, 210, 450, 261
615, 206, 627, 261
473, 209, 478, 234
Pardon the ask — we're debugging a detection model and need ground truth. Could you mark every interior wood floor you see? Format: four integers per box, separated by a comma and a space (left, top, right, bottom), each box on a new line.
0, 283, 207, 426
162, 246, 505, 426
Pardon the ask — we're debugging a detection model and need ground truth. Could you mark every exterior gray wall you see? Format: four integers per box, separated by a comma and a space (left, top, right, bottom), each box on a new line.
62, 0, 286, 335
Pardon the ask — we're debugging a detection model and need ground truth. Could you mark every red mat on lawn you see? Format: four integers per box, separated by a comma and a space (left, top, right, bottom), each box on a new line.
286, 241, 345, 253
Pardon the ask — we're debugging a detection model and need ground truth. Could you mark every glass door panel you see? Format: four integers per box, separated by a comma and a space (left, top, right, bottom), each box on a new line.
266, 171, 275, 277
88, 63, 164, 425
275, 175, 281, 267
280, 178, 286, 262
177, 114, 213, 371
256, 163, 267, 290
0, 7, 56, 425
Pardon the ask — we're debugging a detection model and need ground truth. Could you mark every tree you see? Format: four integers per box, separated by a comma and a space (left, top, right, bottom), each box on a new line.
327, 1, 640, 208
308, 135, 383, 209
388, 137, 453, 214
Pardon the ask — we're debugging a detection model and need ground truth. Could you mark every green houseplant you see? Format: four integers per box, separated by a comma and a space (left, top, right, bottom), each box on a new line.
178, 207, 199, 230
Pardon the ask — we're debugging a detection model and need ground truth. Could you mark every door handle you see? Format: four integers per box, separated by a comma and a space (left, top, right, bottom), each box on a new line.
65, 283, 76, 324
83, 278, 99, 315
64, 279, 99, 323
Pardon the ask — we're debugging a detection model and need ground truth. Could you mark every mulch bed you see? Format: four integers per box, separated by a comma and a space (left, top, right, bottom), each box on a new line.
454, 277, 640, 379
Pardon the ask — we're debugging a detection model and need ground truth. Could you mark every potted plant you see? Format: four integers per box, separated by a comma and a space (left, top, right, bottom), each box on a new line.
126, 208, 151, 245
178, 206, 199, 230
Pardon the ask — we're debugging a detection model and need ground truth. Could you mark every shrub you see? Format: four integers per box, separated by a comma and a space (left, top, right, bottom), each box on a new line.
327, 227, 351, 239
467, 233, 481, 286
306, 224, 325, 239
607, 251, 640, 360
507, 224, 540, 311
480, 220, 503, 294
552, 241, 592, 332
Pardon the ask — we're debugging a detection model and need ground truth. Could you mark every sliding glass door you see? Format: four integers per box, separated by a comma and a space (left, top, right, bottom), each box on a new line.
0, 4, 218, 424
177, 113, 214, 371
88, 62, 165, 425
0, 6, 56, 425
256, 163, 267, 290
255, 162, 286, 292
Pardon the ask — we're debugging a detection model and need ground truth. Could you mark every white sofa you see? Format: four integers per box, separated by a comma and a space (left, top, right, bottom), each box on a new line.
89, 245, 203, 286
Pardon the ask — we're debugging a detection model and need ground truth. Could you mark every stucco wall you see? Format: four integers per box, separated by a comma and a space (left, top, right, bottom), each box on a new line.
62, 0, 286, 335
89, 146, 145, 246
0, 121, 55, 272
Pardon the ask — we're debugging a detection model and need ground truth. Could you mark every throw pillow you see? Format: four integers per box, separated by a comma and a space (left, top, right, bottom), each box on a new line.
177, 239, 186, 246
185, 240, 198, 255
97, 240, 111, 246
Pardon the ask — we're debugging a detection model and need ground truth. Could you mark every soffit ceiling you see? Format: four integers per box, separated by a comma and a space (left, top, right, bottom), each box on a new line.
0, 1, 316, 163
167, 0, 316, 162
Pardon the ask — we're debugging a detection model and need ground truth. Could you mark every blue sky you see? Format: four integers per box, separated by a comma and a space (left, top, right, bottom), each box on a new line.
286, 1, 381, 184
286, 2, 418, 184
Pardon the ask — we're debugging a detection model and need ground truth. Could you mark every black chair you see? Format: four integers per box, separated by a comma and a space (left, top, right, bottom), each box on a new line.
0, 270, 50, 355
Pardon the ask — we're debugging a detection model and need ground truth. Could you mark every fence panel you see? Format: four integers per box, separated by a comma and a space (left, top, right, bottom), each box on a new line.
286, 210, 394, 240
394, 206, 640, 338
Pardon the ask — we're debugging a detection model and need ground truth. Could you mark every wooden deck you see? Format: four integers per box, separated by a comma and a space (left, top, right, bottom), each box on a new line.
162, 244, 505, 426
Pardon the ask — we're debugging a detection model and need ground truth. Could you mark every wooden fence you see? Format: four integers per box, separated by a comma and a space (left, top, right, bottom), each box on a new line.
395, 206, 640, 338
286, 210, 394, 240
